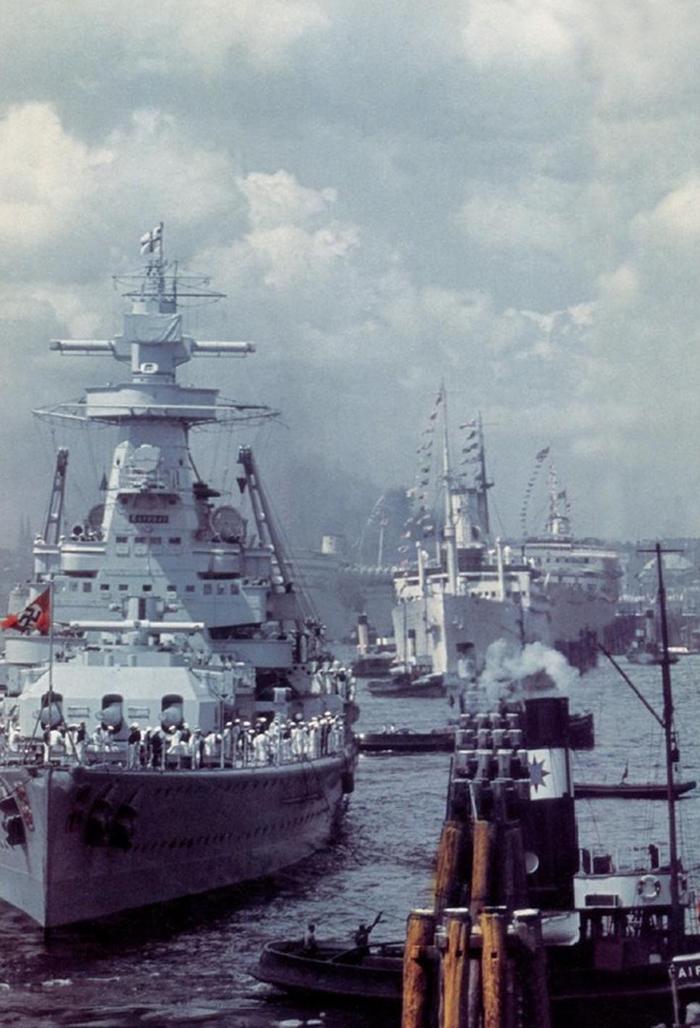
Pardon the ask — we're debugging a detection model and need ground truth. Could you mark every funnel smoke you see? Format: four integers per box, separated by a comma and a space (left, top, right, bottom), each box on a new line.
478, 639, 578, 706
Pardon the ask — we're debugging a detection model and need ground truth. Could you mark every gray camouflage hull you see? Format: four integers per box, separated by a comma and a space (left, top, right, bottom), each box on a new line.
0, 757, 349, 928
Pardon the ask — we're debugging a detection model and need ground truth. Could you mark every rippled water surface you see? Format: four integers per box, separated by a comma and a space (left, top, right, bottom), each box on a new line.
2, 657, 700, 1027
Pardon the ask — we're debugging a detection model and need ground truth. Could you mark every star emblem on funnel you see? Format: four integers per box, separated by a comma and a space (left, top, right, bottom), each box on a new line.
529, 755, 550, 793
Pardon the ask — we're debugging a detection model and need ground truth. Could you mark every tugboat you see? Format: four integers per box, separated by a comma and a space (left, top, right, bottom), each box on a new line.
0, 226, 358, 929
254, 543, 700, 1026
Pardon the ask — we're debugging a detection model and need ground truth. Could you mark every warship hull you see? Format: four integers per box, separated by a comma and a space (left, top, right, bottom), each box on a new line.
0, 757, 352, 928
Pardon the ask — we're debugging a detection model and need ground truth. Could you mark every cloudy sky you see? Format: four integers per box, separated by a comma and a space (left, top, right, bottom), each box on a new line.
1, 0, 699, 545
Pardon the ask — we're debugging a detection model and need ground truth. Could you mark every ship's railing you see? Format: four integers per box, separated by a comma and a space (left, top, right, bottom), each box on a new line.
578, 842, 671, 874
0, 713, 349, 772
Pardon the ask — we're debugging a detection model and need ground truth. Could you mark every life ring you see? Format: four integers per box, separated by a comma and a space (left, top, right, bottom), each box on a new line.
637, 874, 661, 900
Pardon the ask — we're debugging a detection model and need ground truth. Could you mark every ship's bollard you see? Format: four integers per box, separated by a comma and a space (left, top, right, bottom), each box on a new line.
434, 820, 468, 915
439, 907, 471, 1028
512, 908, 551, 1028
402, 909, 437, 1028
481, 907, 514, 1028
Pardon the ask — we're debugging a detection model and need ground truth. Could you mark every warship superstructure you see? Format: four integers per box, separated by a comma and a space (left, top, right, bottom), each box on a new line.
0, 227, 357, 928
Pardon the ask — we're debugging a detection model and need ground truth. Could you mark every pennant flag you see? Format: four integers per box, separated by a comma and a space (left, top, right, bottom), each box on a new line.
237, 476, 247, 494
1, 587, 50, 635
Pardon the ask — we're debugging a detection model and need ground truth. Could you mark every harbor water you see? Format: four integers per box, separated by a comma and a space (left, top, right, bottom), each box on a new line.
2, 657, 700, 1027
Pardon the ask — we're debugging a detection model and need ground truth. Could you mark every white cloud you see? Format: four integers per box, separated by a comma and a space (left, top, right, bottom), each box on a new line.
244, 222, 360, 288
3, 1, 329, 76
633, 179, 700, 246
0, 103, 241, 286
462, 0, 580, 67
456, 177, 576, 252
0, 104, 112, 252
2, 3, 700, 537
597, 263, 639, 308
238, 170, 337, 230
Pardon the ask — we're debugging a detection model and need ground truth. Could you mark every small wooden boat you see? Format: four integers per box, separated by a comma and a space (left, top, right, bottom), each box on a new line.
253, 939, 403, 1002
254, 932, 700, 1023
357, 729, 454, 754
359, 711, 595, 755
574, 779, 696, 800
351, 653, 396, 678
366, 671, 445, 698
626, 642, 678, 666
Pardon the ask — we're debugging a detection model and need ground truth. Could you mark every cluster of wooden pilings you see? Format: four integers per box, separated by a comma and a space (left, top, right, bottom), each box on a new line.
401, 708, 554, 1028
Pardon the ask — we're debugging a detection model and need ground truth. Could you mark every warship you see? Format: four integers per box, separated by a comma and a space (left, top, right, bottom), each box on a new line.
0, 226, 357, 928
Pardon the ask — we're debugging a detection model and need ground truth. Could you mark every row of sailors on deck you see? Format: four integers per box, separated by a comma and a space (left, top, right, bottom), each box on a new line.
31, 712, 346, 769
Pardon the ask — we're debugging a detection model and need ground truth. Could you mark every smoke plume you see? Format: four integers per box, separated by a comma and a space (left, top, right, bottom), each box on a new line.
478, 640, 578, 705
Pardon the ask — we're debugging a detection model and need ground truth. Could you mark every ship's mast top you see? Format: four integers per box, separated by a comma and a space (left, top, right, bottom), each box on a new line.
545, 465, 571, 539
38, 226, 268, 428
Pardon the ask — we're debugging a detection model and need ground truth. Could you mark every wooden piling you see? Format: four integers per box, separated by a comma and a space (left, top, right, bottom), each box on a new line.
466, 942, 482, 1028
512, 908, 551, 1028
440, 907, 471, 1028
470, 820, 496, 919
403, 908, 437, 1028
434, 820, 468, 915
481, 907, 514, 1028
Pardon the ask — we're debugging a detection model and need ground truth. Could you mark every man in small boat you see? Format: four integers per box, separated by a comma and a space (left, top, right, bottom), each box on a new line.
303, 922, 318, 953
353, 912, 384, 955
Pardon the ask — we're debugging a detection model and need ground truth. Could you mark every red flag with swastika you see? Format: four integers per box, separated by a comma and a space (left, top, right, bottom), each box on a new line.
1, 587, 50, 634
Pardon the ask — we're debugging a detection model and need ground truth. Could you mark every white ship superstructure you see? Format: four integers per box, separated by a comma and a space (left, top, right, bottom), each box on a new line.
523, 468, 621, 670
392, 394, 552, 685
0, 228, 357, 928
